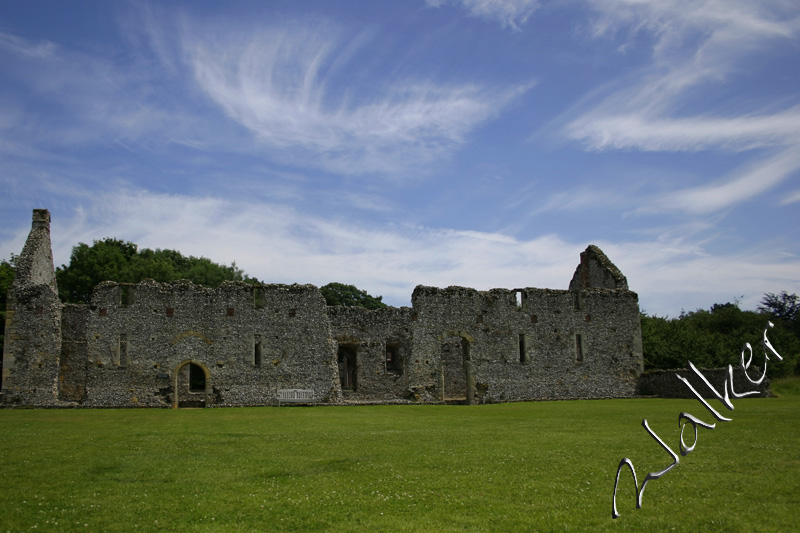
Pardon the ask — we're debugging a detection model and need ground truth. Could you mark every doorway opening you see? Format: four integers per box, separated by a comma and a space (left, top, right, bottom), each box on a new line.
174, 361, 210, 408
338, 344, 358, 391
441, 335, 471, 403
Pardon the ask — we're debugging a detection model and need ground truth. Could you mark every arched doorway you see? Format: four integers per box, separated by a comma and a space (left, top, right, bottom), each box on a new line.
439, 331, 475, 405
173, 360, 211, 408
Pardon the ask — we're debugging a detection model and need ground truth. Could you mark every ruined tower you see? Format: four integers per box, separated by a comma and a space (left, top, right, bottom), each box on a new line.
1, 209, 62, 405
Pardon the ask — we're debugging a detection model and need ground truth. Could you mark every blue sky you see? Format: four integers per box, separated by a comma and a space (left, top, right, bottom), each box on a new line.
1, 0, 798, 315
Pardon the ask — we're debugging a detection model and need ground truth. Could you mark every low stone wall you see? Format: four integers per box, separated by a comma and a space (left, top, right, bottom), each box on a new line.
638, 367, 771, 398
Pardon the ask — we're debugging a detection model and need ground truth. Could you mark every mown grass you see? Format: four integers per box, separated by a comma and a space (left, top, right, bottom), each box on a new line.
1, 392, 798, 532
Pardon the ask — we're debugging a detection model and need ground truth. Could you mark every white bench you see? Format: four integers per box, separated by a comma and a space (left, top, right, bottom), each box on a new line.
276, 389, 316, 406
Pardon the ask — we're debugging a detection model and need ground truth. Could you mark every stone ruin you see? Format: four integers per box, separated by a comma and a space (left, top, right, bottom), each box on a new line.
2, 210, 644, 407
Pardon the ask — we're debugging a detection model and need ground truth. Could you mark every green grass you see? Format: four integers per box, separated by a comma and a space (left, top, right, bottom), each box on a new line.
1, 393, 798, 532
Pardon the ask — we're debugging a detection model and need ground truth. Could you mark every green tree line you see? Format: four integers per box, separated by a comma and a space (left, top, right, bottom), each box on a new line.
641, 292, 800, 378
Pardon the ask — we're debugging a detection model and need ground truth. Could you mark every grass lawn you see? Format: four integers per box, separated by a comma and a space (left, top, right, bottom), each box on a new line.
1, 379, 799, 532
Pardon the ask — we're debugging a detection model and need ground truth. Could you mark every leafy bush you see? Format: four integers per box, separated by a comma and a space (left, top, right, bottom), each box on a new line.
320, 282, 387, 310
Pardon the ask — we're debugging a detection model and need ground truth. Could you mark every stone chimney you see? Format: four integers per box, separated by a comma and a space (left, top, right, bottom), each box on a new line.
32, 209, 51, 231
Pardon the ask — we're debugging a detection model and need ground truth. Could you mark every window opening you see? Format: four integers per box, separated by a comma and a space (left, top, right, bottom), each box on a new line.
120, 285, 134, 307
573, 292, 582, 311
576, 334, 584, 363
254, 335, 262, 367
515, 290, 524, 308
386, 343, 402, 374
519, 334, 528, 363
118, 334, 128, 366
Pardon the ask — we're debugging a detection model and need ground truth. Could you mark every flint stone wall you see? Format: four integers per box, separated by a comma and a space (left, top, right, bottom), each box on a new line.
327, 306, 415, 402
74, 280, 340, 407
409, 285, 643, 403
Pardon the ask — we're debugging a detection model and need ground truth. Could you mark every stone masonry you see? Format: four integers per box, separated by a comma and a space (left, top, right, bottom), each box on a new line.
2, 210, 644, 407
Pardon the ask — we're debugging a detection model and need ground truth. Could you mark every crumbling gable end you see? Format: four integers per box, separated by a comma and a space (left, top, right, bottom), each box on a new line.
569, 245, 628, 291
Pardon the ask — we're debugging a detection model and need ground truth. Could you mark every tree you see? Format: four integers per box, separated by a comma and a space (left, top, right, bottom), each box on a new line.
758, 291, 799, 336
320, 282, 387, 310
56, 238, 260, 303
759, 291, 799, 321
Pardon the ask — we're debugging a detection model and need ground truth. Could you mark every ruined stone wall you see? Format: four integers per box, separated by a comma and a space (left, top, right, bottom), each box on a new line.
77, 280, 339, 407
410, 285, 643, 403
638, 368, 771, 398
2, 209, 648, 407
327, 306, 414, 402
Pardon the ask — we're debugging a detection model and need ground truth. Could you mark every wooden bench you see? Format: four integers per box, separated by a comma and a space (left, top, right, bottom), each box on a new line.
276, 389, 316, 406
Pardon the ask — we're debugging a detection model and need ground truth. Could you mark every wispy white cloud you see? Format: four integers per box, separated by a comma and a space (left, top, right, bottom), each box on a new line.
426, 0, 540, 30
182, 19, 532, 175
531, 187, 630, 214
0, 31, 59, 59
585, 0, 799, 65
0, 30, 218, 154
555, 0, 800, 217
1, 12, 532, 179
564, 0, 800, 146
639, 148, 800, 215
781, 190, 800, 205
566, 107, 800, 152
608, 237, 800, 317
